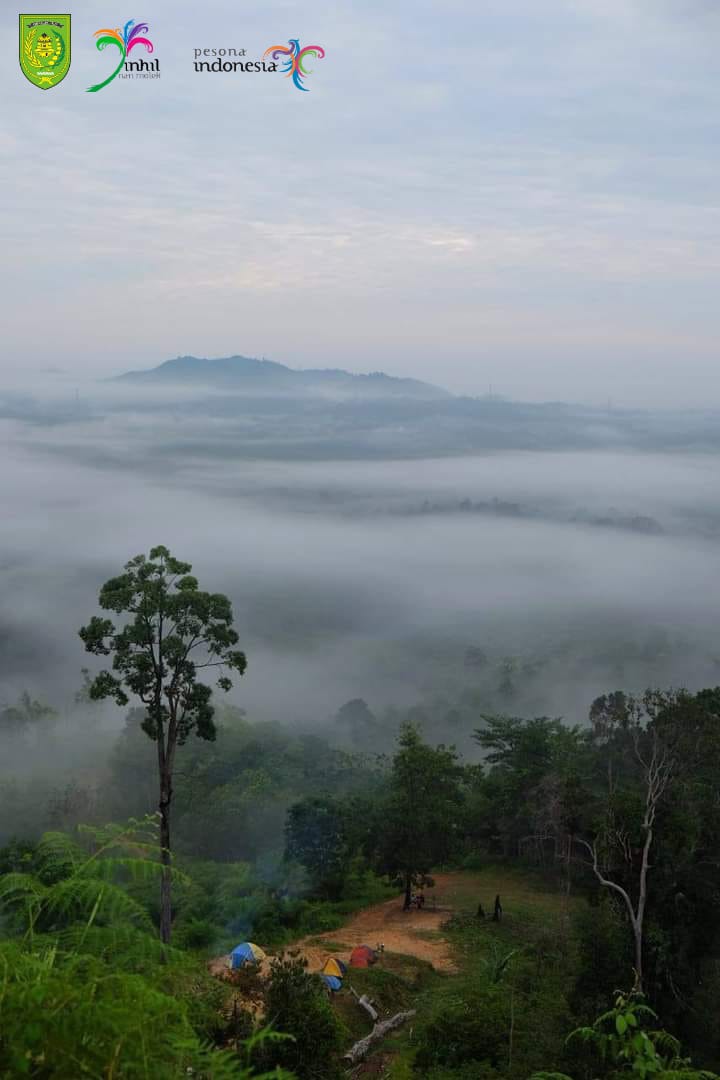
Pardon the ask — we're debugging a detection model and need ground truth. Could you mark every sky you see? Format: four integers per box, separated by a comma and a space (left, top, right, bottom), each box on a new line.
2, 0, 719, 406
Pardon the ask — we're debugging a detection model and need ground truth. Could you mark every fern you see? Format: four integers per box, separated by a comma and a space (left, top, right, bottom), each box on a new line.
55, 923, 182, 967
0, 938, 294, 1078
0, 817, 187, 939
0, 822, 295, 1077
33, 830, 83, 882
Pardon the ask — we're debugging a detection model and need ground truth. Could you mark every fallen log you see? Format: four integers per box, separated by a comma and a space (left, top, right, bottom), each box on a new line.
343, 1010, 417, 1064
349, 985, 378, 1022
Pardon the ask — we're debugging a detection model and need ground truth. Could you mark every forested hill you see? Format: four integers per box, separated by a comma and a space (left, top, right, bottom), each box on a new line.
115, 354, 450, 400
101, 354, 720, 456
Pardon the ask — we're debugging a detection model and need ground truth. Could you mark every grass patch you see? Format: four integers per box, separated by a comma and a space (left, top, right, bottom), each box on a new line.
332, 960, 439, 1044
343, 866, 586, 1079
307, 937, 353, 952
411, 929, 444, 942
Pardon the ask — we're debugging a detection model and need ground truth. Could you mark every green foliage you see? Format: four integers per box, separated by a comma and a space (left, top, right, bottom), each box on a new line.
472, 714, 584, 856
413, 985, 509, 1073
0, 817, 176, 939
334, 697, 378, 746
0, 939, 289, 1079
285, 796, 351, 899
565, 992, 698, 1079
79, 546, 248, 942
0, 692, 56, 741
375, 723, 464, 902
530, 991, 720, 1080
0, 839, 35, 876
0, 814, 293, 1078
254, 956, 345, 1079
79, 546, 246, 745
572, 899, 634, 1016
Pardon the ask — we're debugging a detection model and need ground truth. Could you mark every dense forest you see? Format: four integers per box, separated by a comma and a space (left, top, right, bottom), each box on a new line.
1, 546, 719, 1078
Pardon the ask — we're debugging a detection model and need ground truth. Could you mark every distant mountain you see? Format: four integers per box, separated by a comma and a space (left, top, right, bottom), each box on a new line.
95, 354, 720, 459
115, 354, 451, 401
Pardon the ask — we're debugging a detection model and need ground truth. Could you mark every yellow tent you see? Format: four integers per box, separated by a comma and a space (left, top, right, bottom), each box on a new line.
322, 958, 347, 979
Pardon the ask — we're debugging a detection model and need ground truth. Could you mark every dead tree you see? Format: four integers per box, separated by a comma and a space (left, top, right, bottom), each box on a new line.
344, 1011, 417, 1065
578, 692, 682, 994
349, 985, 378, 1022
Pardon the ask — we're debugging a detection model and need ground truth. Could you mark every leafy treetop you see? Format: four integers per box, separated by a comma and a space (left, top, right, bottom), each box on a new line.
79, 545, 246, 744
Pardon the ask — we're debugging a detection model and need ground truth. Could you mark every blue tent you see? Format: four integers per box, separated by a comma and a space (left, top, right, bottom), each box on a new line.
230, 942, 267, 970
320, 974, 343, 993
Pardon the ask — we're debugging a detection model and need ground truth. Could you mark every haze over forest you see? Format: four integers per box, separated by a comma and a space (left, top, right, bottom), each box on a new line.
3, 353, 720, 750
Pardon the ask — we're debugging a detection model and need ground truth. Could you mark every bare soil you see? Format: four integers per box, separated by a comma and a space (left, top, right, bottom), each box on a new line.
209, 873, 461, 980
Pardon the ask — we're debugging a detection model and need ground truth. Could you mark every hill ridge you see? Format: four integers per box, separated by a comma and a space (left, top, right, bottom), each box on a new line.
115, 354, 451, 400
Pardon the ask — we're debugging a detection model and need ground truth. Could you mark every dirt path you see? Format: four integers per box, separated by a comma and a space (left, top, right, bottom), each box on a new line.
210, 874, 462, 979
297, 875, 460, 973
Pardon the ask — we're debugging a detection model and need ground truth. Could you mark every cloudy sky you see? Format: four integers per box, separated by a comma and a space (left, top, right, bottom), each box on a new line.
2, 0, 719, 405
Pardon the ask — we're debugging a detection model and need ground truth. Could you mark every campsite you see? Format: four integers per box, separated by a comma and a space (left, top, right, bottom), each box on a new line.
203, 869, 584, 1075
3, 675, 720, 1077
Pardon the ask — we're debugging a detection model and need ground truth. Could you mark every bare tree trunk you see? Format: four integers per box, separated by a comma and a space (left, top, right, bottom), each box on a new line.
578, 838, 645, 994
159, 770, 173, 945
344, 1011, 416, 1064
633, 921, 643, 993
576, 720, 673, 996
349, 986, 379, 1022
403, 870, 412, 911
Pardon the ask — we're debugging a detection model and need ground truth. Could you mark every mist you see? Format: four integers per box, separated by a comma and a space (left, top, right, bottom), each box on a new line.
2, 375, 720, 744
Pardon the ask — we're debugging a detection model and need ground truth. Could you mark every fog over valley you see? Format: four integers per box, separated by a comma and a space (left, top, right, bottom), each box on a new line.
3, 358, 720, 744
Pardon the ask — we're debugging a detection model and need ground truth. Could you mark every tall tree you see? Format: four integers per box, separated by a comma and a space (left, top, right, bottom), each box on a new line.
285, 796, 351, 899
473, 714, 581, 857
578, 689, 710, 994
334, 698, 377, 747
78, 546, 246, 943
0, 692, 56, 738
378, 723, 463, 909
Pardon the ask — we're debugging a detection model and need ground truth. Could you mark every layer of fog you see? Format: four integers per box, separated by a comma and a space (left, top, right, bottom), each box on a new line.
5, 370, 720, 460
2, 404, 720, 753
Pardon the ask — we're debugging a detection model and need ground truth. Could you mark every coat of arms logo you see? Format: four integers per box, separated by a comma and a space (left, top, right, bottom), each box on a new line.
19, 14, 71, 90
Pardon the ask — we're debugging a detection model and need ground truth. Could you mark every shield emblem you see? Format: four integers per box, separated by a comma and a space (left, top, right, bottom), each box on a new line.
19, 14, 71, 90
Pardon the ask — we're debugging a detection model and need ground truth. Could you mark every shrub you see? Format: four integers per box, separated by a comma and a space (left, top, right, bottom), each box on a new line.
0, 939, 270, 1079
173, 915, 218, 950
413, 985, 508, 1073
256, 955, 346, 1079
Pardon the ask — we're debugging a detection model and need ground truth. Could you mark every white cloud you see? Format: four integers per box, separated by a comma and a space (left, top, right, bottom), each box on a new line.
1, 0, 719, 404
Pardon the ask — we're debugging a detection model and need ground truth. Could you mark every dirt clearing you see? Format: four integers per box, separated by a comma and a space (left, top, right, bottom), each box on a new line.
297, 875, 460, 973
210, 873, 464, 979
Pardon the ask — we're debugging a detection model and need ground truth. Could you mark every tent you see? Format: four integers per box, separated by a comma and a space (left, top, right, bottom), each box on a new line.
320, 974, 343, 993
322, 958, 348, 979
349, 945, 377, 968
230, 942, 267, 970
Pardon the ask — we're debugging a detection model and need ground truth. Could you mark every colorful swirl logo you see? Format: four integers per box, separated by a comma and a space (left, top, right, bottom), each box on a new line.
87, 18, 153, 92
263, 39, 325, 92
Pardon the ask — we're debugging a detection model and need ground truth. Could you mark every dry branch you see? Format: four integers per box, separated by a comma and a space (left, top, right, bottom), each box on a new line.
343, 1010, 417, 1064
